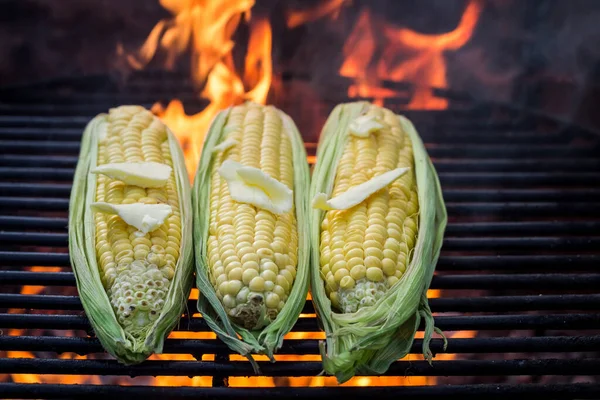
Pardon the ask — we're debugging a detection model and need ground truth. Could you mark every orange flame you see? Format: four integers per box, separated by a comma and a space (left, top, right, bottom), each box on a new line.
286, 0, 350, 29
340, 0, 482, 109
123, 0, 271, 181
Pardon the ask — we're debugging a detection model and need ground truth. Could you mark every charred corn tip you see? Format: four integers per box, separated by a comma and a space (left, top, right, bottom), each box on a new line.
69, 105, 193, 364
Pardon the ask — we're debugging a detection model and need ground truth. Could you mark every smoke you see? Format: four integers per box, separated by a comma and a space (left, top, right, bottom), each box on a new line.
446, 0, 600, 128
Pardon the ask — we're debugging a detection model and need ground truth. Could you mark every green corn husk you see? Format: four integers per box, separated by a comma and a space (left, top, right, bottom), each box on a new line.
68, 107, 194, 364
192, 102, 311, 370
310, 101, 448, 383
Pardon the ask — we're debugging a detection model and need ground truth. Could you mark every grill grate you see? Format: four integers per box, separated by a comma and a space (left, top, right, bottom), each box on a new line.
1, 72, 600, 398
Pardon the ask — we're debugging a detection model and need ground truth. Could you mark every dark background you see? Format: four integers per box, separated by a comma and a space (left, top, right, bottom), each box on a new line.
1, 0, 600, 131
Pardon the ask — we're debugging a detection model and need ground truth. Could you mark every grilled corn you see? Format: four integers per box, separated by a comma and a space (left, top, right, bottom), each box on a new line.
310, 102, 447, 383
193, 102, 310, 368
69, 105, 193, 364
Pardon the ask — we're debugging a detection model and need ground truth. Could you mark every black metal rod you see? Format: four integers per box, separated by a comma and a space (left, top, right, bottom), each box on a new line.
2, 272, 600, 293
1, 335, 599, 357
0, 155, 78, 168
2, 128, 568, 144
6, 231, 600, 252
0, 232, 69, 246
0, 251, 70, 266
0, 216, 68, 230
439, 172, 600, 186
447, 202, 600, 218
1, 287, 599, 313
0, 271, 73, 285
0, 167, 74, 180
5, 197, 600, 217
443, 188, 600, 202
420, 132, 567, 145
1, 313, 598, 332
4, 252, 598, 270
431, 294, 600, 312
1, 216, 598, 237
437, 255, 599, 271
0, 104, 153, 117
0, 357, 598, 377
4, 168, 600, 187
446, 221, 600, 236
3, 142, 597, 158
0, 183, 72, 197
427, 144, 599, 158
0, 115, 89, 126
0, 128, 82, 141
0, 197, 69, 210
0, 141, 81, 154
435, 158, 600, 172
432, 274, 600, 290
2, 185, 600, 203
2, 383, 600, 400
4, 154, 600, 173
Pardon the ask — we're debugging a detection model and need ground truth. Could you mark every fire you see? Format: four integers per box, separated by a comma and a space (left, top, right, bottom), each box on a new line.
2, 0, 485, 390
122, 0, 271, 181
340, 0, 482, 109
286, 0, 350, 29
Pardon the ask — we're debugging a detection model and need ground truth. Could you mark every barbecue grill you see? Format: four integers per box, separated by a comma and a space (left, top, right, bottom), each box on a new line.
0, 71, 599, 399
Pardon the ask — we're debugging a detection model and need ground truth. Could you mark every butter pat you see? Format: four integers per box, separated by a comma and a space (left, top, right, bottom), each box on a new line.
91, 202, 173, 233
312, 167, 409, 211
91, 162, 172, 188
349, 115, 385, 137
213, 139, 238, 153
218, 159, 293, 215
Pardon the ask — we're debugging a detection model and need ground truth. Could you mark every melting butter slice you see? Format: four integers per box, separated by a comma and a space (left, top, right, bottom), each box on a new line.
91, 202, 173, 234
212, 139, 238, 153
349, 115, 385, 137
218, 159, 293, 215
312, 167, 409, 211
91, 162, 172, 188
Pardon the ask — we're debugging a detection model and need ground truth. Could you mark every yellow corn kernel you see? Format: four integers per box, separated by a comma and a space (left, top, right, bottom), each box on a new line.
206, 103, 299, 330
94, 106, 182, 336
318, 104, 419, 314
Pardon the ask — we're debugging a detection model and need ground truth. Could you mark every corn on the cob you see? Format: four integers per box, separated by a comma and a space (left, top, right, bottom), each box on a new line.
310, 102, 447, 383
69, 105, 193, 364
193, 102, 310, 366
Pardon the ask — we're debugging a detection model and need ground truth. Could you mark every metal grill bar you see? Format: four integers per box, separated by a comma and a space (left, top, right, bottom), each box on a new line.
4, 166, 600, 185
1, 383, 599, 399
2, 271, 600, 290
1, 313, 598, 331
3, 293, 600, 312
3, 184, 600, 202
4, 198, 600, 218
1, 73, 599, 396
2, 335, 600, 355
2, 128, 576, 145
4, 155, 600, 172
2, 252, 599, 271
1, 358, 600, 377
0, 216, 68, 229
2, 140, 597, 157
4, 232, 600, 252
1, 216, 599, 236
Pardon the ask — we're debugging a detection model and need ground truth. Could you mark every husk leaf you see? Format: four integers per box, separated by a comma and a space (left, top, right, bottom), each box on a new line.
310, 102, 447, 383
192, 103, 311, 370
68, 110, 194, 364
